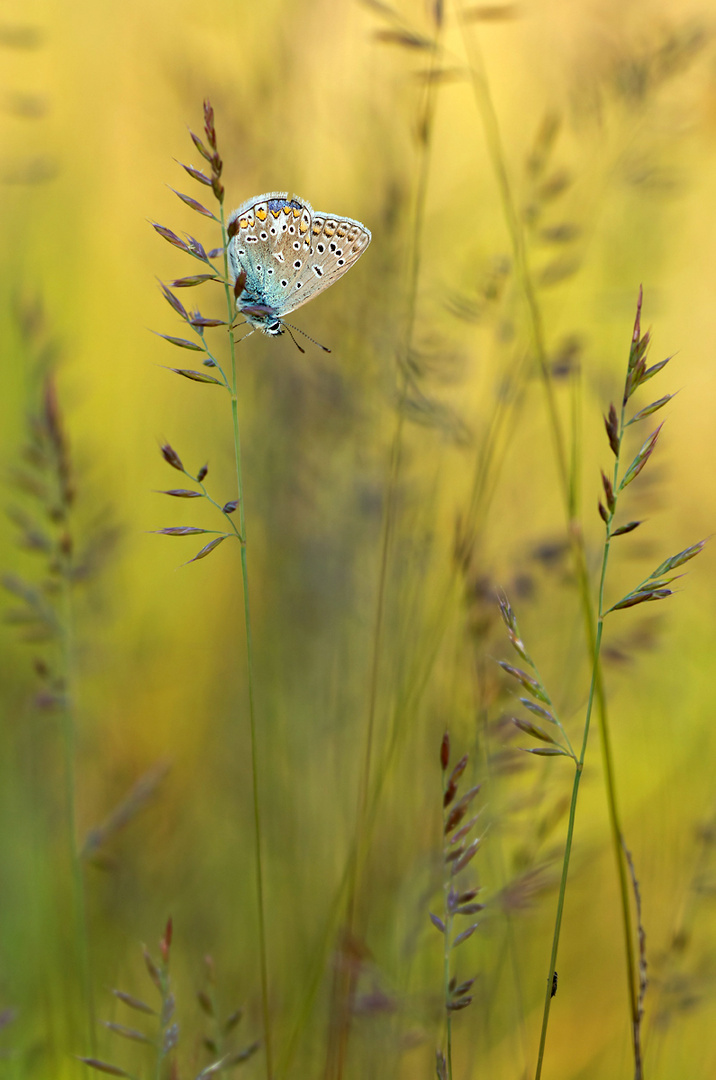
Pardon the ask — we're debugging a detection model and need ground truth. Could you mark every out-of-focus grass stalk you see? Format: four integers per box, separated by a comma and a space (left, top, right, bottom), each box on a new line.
322, 12, 446, 1080
217, 198, 273, 1080
434, 733, 483, 1080
456, 7, 641, 1066
440, 765, 456, 1080
57, 553, 96, 1056
350, 8, 444, 920
8, 355, 98, 1058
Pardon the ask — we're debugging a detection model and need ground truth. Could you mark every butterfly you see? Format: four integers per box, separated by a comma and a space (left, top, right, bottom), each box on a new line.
226, 192, 371, 345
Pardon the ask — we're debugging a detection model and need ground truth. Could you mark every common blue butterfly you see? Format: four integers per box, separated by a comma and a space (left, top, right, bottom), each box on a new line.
227, 192, 371, 340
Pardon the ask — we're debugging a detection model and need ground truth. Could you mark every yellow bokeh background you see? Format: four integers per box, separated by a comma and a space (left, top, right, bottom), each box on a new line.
2, 1, 716, 1078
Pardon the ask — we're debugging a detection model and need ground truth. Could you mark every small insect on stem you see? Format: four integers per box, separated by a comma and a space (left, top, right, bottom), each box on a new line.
551, 971, 558, 998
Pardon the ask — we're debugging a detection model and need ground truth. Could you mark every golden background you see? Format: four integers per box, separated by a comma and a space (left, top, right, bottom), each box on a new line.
1, 0, 716, 1077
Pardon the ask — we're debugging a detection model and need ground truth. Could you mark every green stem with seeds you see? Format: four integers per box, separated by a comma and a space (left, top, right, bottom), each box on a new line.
457, 12, 641, 1075
154, 1001, 163, 1080
219, 201, 273, 1080
602, 398, 643, 1080
534, 394, 640, 1080
441, 777, 454, 1080
181, 467, 244, 542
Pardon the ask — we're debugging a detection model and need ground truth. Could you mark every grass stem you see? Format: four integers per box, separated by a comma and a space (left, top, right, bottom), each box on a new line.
324, 20, 445, 1080
58, 502, 95, 1056
534, 393, 641, 1079
220, 202, 273, 1080
457, 13, 641, 1072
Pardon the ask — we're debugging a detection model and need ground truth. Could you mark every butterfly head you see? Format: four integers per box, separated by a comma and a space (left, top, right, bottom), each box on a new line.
239, 301, 284, 337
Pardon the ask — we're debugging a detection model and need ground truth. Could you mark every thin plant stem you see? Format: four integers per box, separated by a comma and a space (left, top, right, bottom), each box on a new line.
436, 735, 483, 1077
323, 20, 445, 1080
350, 404, 406, 926
349, 14, 442, 922
534, 627, 602, 1080
441, 780, 454, 1080
474, 674, 530, 1075
534, 390, 639, 1079
456, 8, 641, 1068
219, 201, 273, 1080
58, 511, 95, 1055
455, 2, 569, 496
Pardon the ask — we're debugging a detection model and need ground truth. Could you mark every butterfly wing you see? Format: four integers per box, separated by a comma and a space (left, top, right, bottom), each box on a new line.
227, 192, 314, 316
278, 212, 372, 316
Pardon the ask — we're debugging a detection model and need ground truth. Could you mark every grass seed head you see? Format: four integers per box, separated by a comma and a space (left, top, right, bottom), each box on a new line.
440, 731, 450, 770
161, 444, 184, 471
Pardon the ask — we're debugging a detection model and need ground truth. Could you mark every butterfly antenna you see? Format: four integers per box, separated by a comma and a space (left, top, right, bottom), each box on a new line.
282, 320, 331, 354
281, 323, 305, 355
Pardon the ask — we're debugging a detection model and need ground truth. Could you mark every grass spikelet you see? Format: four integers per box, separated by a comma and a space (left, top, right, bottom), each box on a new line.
432, 732, 484, 1080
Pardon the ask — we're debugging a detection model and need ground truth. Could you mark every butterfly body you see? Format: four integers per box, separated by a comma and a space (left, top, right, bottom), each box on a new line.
227, 192, 371, 338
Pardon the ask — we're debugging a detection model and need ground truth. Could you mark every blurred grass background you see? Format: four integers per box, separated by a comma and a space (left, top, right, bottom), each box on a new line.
2, 0, 716, 1077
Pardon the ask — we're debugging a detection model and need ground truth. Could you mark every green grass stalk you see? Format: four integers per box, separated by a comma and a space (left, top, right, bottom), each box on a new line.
350, 8, 443, 923
456, 11, 641, 1068
219, 201, 273, 1080
534, 389, 639, 1080
441, 783, 455, 1080
323, 17, 446, 1080
58, 565, 95, 1056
